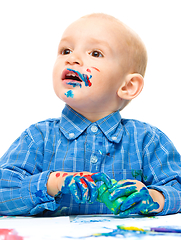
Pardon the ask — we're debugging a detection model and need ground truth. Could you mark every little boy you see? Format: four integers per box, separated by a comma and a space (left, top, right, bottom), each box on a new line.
0, 13, 181, 217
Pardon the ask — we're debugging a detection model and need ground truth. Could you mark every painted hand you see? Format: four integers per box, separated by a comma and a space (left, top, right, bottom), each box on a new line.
108, 180, 160, 217
60, 172, 112, 204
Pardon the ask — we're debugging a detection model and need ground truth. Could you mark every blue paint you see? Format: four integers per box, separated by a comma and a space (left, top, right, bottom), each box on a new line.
66, 82, 82, 88
107, 180, 159, 217
65, 90, 74, 98
97, 179, 126, 215
60, 173, 112, 204
120, 181, 136, 187
67, 68, 92, 87
109, 183, 137, 200
118, 187, 159, 217
92, 173, 112, 189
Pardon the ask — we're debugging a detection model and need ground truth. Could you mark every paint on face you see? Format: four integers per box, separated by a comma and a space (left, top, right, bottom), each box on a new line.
86, 68, 91, 73
65, 90, 74, 98
67, 68, 92, 87
91, 66, 100, 72
66, 82, 82, 88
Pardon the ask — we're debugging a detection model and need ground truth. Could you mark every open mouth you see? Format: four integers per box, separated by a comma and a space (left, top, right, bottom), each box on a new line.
62, 69, 82, 82
62, 68, 92, 87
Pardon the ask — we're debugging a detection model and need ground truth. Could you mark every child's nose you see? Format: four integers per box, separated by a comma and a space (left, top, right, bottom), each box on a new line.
65, 52, 83, 66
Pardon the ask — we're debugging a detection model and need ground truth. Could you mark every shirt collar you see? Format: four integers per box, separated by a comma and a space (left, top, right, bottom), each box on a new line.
59, 105, 124, 143
96, 110, 124, 143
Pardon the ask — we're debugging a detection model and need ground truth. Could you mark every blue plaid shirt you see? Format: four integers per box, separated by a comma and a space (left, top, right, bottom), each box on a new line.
0, 104, 181, 216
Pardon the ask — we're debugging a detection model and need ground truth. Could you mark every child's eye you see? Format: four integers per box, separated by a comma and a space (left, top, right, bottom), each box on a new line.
61, 48, 72, 55
90, 50, 103, 58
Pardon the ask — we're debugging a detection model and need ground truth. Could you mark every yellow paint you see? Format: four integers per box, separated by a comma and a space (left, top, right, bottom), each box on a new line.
118, 225, 145, 232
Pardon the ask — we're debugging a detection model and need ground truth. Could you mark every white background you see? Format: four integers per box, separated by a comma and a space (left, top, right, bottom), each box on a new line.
0, 0, 180, 157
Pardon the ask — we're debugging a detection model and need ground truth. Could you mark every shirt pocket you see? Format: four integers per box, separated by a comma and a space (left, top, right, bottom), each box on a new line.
107, 169, 143, 182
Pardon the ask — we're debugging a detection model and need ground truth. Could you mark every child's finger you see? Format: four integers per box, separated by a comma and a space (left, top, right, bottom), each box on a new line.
91, 172, 112, 188
68, 177, 83, 203
72, 176, 98, 203
118, 201, 145, 217
109, 185, 137, 201
120, 187, 149, 211
84, 178, 98, 203
120, 191, 142, 211
74, 177, 89, 203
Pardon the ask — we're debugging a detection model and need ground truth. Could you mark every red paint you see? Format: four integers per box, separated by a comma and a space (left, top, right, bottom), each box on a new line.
56, 173, 61, 178
62, 173, 68, 178
73, 173, 78, 177
86, 76, 92, 87
91, 66, 100, 72
84, 174, 94, 182
79, 172, 84, 177
80, 178, 88, 188
0, 229, 23, 240
86, 68, 91, 73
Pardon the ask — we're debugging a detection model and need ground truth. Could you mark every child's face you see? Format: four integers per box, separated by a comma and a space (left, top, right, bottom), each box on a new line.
53, 17, 128, 115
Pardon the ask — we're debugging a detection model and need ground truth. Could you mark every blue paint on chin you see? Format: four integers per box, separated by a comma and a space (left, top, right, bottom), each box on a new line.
65, 90, 74, 98
66, 82, 82, 88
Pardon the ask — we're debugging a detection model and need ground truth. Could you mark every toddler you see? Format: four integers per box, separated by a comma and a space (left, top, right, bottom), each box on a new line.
0, 13, 181, 217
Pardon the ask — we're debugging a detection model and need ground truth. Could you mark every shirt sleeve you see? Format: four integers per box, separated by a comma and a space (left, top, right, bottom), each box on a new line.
142, 126, 181, 215
0, 126, 60, 216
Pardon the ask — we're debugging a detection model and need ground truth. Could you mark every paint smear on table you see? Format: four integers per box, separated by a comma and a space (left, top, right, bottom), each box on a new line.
0, 229, 23, 240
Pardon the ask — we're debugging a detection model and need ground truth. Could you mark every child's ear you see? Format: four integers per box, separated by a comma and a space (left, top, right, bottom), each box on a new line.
117, 73, 144, 100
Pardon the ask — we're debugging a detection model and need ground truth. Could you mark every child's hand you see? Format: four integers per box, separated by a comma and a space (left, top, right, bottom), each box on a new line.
108, 180, 161, 217
60, 172, 112, 203
48, 171, 112, 204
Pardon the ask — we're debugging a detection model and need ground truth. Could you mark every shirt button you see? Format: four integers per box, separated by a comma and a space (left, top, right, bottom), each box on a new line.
90, 155, 98, 164
91, 125, 98, 133
69, 133, 75, 138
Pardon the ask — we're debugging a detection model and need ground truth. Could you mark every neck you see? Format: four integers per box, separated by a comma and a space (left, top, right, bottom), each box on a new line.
68, 105, 116, 122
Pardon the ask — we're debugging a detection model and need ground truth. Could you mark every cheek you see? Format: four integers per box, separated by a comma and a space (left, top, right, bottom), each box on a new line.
52, 65, 63, 95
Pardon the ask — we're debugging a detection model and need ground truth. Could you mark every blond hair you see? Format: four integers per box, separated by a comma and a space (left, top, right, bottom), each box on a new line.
82, 13, 147, 77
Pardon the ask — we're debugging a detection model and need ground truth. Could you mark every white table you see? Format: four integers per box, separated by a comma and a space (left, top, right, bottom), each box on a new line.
1, 213, 181, 239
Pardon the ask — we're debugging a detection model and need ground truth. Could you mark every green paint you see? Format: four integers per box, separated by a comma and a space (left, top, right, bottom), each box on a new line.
131, 170, 142, 179
97, 179, 126, 215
